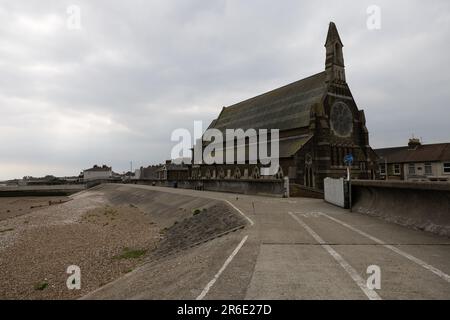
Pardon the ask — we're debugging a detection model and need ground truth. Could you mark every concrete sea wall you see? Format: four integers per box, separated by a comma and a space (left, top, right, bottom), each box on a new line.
351, 180, 450, 237
0, 185, 86, 197
132, 179, 285, 197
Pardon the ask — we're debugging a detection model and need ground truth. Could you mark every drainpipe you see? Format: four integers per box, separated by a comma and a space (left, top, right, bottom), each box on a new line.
385, 157, 388, 181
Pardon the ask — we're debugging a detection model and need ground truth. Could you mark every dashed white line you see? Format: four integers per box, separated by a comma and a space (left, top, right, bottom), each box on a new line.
320, 213, 450, 283
196, 235, 249, 300
288, 212, 381, 300
224, 200, 255, 226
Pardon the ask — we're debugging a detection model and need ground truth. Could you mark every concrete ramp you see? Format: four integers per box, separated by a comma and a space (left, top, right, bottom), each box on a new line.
81, 184, 248, 299
93, 184, 225, 228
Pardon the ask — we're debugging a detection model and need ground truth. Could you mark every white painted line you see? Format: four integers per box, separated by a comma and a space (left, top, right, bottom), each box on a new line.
288, 212, 381, 300
320, 213, 450, 283
196, 235, 249, 300
224, 200, 255, 226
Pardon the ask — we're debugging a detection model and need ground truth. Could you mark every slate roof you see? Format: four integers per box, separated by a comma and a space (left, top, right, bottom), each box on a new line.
210, 72, 327, 132
157, 163, 189, 172
279, 135, 313, 158
84, 165, 111, 172
375, 143, 450, 163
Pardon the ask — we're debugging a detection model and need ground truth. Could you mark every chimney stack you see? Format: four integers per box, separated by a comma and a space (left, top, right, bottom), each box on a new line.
408, 138, 421, 149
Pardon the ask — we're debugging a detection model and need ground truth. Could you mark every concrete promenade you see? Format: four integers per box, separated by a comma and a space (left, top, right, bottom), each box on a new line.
86, 184, 450, 300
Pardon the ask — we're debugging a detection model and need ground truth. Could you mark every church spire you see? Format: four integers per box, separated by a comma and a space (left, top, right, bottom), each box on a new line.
325, 22, 346, 84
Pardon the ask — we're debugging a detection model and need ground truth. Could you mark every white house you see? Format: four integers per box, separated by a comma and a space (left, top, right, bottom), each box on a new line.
83, 165, 113, 181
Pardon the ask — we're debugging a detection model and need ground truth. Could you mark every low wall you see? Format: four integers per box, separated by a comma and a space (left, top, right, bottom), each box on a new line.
85, 179, 121, 188
132, 178, 285, 197
289, 184, 324, 199
352, 180, 450, 237
0, 184, 86, 197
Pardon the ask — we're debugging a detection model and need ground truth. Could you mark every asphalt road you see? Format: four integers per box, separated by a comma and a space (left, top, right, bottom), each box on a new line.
85, 184, 450, 300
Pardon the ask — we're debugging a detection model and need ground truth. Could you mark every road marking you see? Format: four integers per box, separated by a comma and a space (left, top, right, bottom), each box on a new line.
224, 200, 255, 226
196, 235, 249, 300
319, 213, 450, 283
288, 212, 381, 300
298, 212, 323, 218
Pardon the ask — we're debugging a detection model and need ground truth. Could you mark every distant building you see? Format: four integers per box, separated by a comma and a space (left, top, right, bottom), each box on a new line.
63, 176, 81, 184
135, 165, 163, 180
156, 160, 189, 181
132, 169, 141, 180
22, 175, 64, 186
375, 139, 450, 182
121, 171, 135, 181
83, 165, 112, 181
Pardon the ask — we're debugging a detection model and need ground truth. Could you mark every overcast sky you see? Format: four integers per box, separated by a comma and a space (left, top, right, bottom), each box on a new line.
0, 0, 449, 179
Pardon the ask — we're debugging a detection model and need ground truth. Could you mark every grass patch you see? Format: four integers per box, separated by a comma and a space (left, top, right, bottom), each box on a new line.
192, 208, 207, 216
103, 206, 117, 216
34, 282, 48, 291
115, 248, 147, 260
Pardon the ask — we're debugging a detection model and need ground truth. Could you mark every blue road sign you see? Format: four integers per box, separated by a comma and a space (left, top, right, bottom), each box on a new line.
344, 154, 354, 166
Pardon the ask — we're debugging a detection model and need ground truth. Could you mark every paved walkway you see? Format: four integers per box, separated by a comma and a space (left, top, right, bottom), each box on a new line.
87, 184, 450, 300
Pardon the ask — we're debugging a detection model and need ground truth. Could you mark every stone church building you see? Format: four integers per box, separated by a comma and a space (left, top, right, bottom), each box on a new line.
191, 22, 378, 191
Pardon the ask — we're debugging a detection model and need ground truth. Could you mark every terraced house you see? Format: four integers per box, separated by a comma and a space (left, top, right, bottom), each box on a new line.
191, 22, 378, 191
375, 138, 450, 182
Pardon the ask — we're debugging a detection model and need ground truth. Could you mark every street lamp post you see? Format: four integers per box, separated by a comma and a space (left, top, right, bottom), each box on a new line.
344, 154, 354, 212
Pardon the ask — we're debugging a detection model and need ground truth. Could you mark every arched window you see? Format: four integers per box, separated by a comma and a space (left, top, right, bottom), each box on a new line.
233, 167, 241, 179
304, 166, 314, 188
331, 146, 336, 166
304, 154, 314, 188
275, 166, 283, 179
251, 166, 260, 179
218, 167, 225, 179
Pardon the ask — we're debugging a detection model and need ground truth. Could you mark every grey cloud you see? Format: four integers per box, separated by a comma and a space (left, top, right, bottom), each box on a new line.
0, 0, 449, 179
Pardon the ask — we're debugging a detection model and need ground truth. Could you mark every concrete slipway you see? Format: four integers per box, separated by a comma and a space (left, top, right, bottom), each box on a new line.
83, 184, 450, 300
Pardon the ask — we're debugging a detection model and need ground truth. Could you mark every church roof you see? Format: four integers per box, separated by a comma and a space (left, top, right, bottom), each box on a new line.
211, 71, 327, 132
279, 135, 313, 158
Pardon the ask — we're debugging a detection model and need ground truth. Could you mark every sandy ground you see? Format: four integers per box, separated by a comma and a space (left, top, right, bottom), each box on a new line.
0, 191, 160, 299
0, 197, 70, 221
